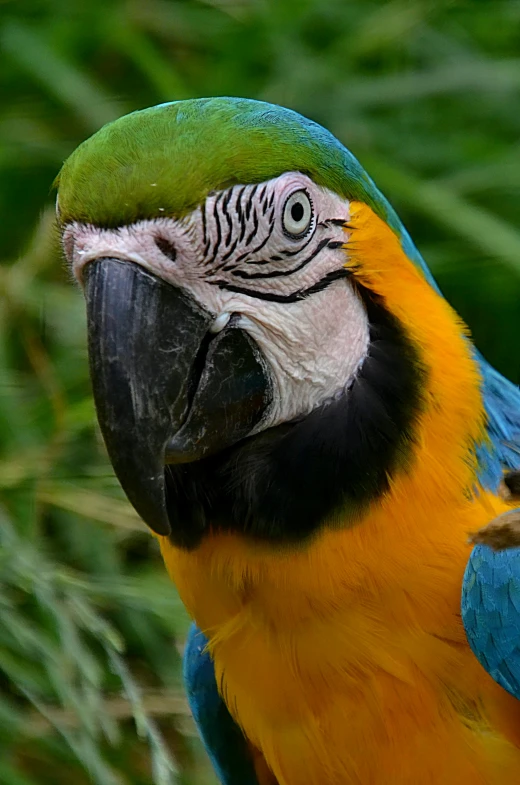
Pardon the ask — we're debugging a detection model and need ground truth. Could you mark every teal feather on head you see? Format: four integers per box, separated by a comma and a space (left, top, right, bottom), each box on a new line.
58, 97, 408, 243
58, 97, 381, 225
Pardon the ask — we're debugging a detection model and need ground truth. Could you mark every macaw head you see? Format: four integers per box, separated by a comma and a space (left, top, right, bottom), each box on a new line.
56, 97, 516, 549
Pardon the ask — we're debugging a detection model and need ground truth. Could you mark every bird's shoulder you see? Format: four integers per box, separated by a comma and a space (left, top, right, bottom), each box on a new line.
183, 623, 277, 785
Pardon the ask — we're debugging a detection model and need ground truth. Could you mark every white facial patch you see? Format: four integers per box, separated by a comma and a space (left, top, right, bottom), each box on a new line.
64, 172, 370, 431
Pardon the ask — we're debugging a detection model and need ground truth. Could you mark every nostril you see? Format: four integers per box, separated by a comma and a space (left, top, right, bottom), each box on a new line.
155, 236, 177, 263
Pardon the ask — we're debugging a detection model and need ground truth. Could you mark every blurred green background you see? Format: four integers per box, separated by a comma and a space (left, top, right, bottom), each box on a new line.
1, 0, 520, 783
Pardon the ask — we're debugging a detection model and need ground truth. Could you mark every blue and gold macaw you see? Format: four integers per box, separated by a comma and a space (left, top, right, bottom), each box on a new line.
56, 98, 520, 784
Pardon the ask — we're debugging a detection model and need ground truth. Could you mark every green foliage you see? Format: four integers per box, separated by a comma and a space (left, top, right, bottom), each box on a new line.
1, 0, 520, 782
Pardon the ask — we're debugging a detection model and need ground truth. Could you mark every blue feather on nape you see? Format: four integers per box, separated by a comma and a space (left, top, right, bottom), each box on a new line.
183, 623, 260, 785
462, 544, 520, 700
475, 355, 520, 491
461, 355, 520, 702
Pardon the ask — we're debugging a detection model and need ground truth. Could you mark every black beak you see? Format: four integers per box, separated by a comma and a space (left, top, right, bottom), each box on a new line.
84, 259, 271, 537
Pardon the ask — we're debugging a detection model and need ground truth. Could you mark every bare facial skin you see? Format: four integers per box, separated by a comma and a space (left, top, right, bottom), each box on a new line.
64, 173, 369, 432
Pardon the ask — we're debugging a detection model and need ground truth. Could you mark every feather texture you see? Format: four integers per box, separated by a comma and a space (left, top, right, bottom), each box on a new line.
183, 623, 261, 784
163, 202, 520, 784
57, 96, 520, 783
462, 545, 520, 700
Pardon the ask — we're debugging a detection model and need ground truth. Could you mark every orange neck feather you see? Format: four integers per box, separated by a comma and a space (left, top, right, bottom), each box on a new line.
161, 201, 488, 618
158, 203, 519, 784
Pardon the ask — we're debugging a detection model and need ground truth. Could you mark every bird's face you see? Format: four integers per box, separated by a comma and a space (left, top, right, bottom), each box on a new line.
64, 171, 401, 547
65, 171, 369, 448
60, 99, 480, 550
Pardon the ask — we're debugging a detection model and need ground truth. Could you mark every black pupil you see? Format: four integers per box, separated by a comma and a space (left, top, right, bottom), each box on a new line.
290, 201, 305, 223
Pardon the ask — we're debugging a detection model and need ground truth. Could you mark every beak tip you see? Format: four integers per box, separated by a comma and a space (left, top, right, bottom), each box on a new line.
148, 518, 172, 537
133, 485, 172, 537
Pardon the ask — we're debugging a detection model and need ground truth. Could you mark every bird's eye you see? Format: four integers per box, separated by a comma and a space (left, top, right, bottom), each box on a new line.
282, 190, 313, 238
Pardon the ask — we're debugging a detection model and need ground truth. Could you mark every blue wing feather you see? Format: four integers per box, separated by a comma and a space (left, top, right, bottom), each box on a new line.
461, 351, 520, 698
462, 544, 520, 699
183, 623, 260, 785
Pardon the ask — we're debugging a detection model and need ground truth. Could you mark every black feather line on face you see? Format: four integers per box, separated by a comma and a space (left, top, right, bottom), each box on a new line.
165, 284, 426, 550
215, 268, 349, 303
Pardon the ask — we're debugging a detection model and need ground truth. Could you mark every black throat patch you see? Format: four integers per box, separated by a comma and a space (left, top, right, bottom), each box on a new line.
165, 284, 426, 549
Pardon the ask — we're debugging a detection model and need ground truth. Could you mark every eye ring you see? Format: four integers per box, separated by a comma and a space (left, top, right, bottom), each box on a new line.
282, 189, 314, 239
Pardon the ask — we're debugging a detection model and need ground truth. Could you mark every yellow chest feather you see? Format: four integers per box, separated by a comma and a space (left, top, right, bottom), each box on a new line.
160, 491, 520, 785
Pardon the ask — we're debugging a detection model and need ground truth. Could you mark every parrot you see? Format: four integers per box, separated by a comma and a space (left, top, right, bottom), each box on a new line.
55, 97, 520, 785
